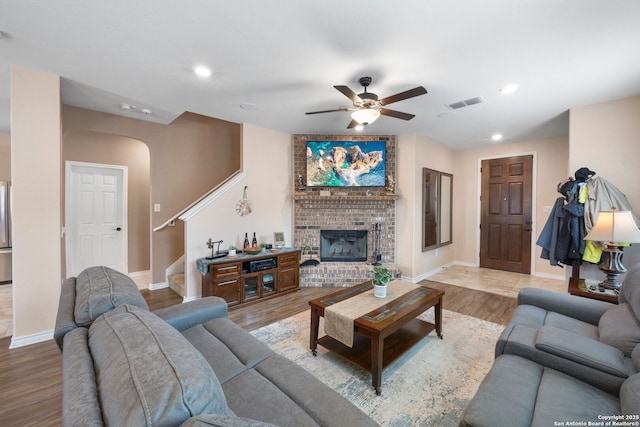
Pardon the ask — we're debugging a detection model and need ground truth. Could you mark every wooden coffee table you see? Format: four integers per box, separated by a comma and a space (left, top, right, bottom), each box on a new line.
309, 280, 444, 395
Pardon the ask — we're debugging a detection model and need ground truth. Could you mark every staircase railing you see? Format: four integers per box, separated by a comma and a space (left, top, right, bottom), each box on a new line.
153, 170, 244, 232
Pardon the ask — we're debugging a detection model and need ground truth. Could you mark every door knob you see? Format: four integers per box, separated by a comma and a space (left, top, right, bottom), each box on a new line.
113, 227, 122, 231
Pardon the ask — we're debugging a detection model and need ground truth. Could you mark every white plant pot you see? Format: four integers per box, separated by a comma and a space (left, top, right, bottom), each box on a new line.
228, 249, 236, 256
374, 285, 387, 298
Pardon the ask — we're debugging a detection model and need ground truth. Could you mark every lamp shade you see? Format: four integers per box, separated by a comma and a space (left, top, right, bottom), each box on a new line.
351, 108, 380, 125
584, 210, 640, 243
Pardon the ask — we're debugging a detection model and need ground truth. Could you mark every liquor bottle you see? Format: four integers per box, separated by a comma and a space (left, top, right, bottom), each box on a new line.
252, 232, 258, 248
243, 233, 250, 249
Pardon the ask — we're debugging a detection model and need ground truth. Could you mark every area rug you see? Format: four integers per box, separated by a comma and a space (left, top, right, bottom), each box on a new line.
250, 309, 504, 427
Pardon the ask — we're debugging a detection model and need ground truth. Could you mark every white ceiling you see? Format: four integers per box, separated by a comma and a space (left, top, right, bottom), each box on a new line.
1, 0, 640, 150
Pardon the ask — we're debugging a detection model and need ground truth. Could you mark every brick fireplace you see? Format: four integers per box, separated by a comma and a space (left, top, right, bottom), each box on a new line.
292, 134, 399, 287
320, 229, 368, 262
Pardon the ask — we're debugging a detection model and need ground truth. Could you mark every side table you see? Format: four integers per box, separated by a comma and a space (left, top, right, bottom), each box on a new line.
568, 277, 618, 304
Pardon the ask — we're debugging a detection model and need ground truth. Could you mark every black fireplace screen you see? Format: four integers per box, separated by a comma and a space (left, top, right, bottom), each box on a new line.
320, 230, 368, 262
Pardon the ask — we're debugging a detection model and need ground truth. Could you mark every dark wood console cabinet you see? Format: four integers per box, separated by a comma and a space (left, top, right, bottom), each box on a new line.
201, 249, 301, 308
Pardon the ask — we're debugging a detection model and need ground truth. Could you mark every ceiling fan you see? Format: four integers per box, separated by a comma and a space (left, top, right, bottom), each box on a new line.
305, 77, 428, 129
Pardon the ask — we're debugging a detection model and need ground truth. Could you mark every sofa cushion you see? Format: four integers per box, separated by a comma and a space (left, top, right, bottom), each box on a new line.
530, 364, 621, 426
222, 368, 320, 427
620, 373, 640, 416
505, 304, 599, 338
599, 303, 640, 357
460, 355, 621, 427
182, 318, 274, 384
181, 414, 278, 427
535, 325, 628, 377
89, 304, 233, 427
621, 262, 640, 319
460, 354, 543, 427
633, 343, 640, 372
74, 266, 148, 326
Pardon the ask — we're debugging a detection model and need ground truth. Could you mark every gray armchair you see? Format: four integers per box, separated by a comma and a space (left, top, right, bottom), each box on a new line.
495, 263, 640, 394
460, 263, 640, 427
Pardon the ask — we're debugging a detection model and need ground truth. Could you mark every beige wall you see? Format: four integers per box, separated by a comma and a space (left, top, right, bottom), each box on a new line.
453, 136, 570, 279
10, 65, 62, 345
184, 123, 292, 299
0, 132, 10, 181
62, 107, 241, 283
569, 95, 640, 280
397, 133, 456, 279
63, 131, 151, 273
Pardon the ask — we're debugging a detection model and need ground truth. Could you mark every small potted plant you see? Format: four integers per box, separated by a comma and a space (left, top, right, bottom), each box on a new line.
372, 266, 392, 298
228, 245, 237, 256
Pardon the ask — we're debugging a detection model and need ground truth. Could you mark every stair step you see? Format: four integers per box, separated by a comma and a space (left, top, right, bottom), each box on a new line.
168, 273, 185, 297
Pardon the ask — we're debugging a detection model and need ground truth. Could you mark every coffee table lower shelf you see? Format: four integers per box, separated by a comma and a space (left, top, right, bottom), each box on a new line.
316, 318, 436, 376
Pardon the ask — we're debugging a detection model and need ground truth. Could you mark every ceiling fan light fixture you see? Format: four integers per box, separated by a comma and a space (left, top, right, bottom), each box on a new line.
351, 108, 380, 125
354, 124, 364, 131
193, 65, 212, 78
500, 83, 519, 94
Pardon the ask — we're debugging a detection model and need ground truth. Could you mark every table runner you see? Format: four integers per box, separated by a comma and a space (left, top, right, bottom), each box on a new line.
324, 280, 422, 347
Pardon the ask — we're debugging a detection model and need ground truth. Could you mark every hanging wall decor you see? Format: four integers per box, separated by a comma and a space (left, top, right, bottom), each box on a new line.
235, 186, 252, 216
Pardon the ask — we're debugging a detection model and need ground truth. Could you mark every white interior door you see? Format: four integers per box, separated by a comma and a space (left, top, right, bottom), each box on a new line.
66, 162, 128, 277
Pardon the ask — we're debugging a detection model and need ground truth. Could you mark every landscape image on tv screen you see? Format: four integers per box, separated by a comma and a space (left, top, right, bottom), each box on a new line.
306, 140, 386, 187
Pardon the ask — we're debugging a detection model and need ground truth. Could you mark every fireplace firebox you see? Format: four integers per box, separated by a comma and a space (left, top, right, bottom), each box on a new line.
320, 230, 368, 262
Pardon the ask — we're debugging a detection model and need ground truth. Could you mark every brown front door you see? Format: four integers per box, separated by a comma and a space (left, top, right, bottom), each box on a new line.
480, 155, 533, 274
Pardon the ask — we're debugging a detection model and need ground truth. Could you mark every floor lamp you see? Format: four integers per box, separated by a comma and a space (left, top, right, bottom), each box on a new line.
584, 208, 640, 291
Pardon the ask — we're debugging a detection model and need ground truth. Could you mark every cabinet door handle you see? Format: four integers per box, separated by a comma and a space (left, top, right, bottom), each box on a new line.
218, 280, 237, 286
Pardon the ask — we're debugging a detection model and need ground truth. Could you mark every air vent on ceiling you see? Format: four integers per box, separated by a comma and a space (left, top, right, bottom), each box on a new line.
447, 96, 485, 110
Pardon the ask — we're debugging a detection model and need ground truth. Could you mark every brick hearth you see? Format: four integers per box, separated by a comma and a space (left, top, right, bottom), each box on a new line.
292, 134, 399, 287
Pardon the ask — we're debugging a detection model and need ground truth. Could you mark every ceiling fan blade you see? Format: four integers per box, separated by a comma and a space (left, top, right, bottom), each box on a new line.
379, 86, 427, 106
334, 85, 362, 103
379, 108, 416, 120
305, 108, 351, 115
347, 119, 359, 129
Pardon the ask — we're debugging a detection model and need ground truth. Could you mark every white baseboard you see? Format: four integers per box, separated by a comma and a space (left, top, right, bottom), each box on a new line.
128, 270, 151, 278
149, 282, 169, 291
10, 330, 53, 349
451, 261, 479, 268
532, 271, 565, 281
402, 262, 458, 283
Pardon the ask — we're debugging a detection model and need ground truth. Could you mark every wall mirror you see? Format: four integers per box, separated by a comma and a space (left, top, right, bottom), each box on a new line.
422, 168, 453, 251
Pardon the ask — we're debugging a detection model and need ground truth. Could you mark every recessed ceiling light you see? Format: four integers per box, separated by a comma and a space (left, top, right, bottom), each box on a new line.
120, 103, 137, 110
491, 133, 503, 141
499, 83, 519, 94
193, 65, 212, 78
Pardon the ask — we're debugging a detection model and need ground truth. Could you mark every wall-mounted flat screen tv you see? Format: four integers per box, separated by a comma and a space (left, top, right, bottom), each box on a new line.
306, 140, 386, 187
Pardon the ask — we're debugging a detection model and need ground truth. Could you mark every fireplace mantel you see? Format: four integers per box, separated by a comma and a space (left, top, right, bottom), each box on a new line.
294, 192, 400, 201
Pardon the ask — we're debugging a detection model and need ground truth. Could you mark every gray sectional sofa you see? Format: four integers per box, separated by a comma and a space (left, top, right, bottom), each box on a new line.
54, 266, 378, 427
459, 263, 640, 426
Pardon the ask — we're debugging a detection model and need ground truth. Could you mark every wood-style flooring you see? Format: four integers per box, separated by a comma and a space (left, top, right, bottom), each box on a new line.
0, 282, 516, 426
